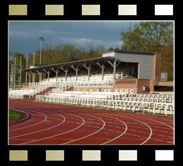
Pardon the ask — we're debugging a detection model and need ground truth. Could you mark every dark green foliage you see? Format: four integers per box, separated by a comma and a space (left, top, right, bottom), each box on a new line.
32, 44, 104, 65
9, 44, 105, 83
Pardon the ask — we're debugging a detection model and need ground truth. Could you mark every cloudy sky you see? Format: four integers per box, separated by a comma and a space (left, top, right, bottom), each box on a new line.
9, 21, 139, 54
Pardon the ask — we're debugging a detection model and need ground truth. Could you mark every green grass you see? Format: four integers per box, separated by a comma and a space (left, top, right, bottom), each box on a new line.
9, 110, 23, 120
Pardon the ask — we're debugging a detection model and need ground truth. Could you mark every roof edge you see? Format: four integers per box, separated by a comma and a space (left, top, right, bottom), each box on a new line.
103, 49, 155, 55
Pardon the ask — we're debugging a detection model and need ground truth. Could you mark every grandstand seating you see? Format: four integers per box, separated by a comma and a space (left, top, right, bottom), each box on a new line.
29, 74, 114, 89
35, 89, 174, 116
9, 73, 174, 116
9, 87, 47, 99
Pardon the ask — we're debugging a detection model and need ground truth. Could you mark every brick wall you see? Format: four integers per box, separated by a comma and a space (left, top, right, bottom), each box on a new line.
114, 79, 138, 94
136, 79, 154, 93
73, 79, 138, 94
22, 83, 29, 89
154, 52, 161, 85
73, 87, 119, 92
72, 79, 156, 94
157, 81, 173, 87
149, 80, 154, 91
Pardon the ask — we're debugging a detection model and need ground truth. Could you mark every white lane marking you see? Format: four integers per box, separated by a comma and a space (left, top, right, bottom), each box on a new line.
106, 113, 153, 145
150, 116, 173, 123
152, 129, 169, 133
9, 111, 47, 131
21, 114, 86, 145
138, 119, 152, 145
61, 114, 106, 145
100, 115, 128, 145
68, 121, 123, 134
10, 112, 66, 139
129, 114, 174, 129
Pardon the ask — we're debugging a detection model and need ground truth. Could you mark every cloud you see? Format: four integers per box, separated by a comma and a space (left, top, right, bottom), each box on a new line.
9, 21, 139, 54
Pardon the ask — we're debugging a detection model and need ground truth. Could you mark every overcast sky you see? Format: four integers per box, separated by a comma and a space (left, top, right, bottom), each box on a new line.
9, 21, 139, 55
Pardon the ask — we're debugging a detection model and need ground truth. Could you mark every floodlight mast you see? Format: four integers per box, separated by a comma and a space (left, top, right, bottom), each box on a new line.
130, 21, 132, 49
39, 37, 44, 64
14, 57, 16, 88
19, 56, 22, 88
25, 54, 28, 83
33, 52, 35, 66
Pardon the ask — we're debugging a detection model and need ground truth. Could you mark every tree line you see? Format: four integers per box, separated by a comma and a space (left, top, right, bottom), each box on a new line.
9, 44, 106, 84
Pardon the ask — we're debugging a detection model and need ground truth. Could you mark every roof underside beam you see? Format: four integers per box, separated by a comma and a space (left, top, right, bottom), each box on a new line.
24, 57, 121, 73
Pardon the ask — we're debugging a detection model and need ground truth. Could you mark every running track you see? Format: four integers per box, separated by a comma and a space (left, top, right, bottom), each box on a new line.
9, 100, 174, 145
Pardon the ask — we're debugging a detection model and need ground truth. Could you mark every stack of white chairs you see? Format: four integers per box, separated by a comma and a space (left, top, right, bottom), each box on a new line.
35, 89, 174, 116
9, 87, 47, 99
29, 73, 115, 89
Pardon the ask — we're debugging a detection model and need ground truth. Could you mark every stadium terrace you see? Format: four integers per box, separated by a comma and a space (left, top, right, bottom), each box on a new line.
9, 49, 174, 145
22, 49, 171, 94
9, 49, 174, 117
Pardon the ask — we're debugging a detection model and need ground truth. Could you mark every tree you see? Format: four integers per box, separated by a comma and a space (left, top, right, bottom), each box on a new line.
96, 45, 105, 54
121, 22, 173, 51
120, 22, 174, 81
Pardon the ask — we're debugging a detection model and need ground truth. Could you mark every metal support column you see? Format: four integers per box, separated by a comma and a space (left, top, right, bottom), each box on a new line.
113, 59, 117, 79
88, 67, 91, 81
29, 73, 31, 83
56, 71, 58, 81
108, 59, 120, 80
25, 72, 28, 83
71, 65, 81, 81
43, 69, 50, 82
76, 68, 78, 81
32, 73, 35, 83
97, 63, 105, 80
138, 63, 140, 79
51, 68, 59, 82
39, 72, 42, 82
83, 63, 92, 81
47, 71, 50, 82
65, 70, 68, 81
60, 67, 69, 81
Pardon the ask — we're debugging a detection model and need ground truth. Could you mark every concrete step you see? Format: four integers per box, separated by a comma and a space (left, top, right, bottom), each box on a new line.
23, 87, 53, 101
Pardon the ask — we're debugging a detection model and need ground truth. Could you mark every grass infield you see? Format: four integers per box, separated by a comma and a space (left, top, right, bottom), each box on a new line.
9, 110, 23, 120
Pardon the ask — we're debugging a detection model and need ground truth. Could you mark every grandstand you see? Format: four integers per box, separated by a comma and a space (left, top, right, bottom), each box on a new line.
9, 50, 174, 116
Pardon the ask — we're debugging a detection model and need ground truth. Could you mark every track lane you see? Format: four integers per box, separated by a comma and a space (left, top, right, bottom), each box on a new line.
106, 112, 173, 145
10, 111, 66, 140
9, 100, 174, 145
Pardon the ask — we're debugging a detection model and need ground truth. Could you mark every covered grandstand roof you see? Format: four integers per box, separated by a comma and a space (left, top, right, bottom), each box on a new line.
106, 49, 155, 55
24, 56, 122, 72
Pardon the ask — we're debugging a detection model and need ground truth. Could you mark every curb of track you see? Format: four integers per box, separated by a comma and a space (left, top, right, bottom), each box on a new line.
9, 109, 31, 125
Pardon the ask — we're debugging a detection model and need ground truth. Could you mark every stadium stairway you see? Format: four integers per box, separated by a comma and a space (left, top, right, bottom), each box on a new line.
65, 87, 74, 91
23, 87, 53, 101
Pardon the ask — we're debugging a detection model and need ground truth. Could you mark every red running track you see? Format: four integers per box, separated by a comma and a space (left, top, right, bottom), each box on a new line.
9, 99, 174, 145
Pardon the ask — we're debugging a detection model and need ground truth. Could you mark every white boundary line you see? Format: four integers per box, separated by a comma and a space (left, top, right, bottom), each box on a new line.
9, 111, 47, 131
61, 114, 106, 145
20, 114, 86, 145
10, 110, 66, 139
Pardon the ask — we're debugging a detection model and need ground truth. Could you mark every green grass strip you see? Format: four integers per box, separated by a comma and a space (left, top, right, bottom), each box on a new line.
9, 110, 23, 120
